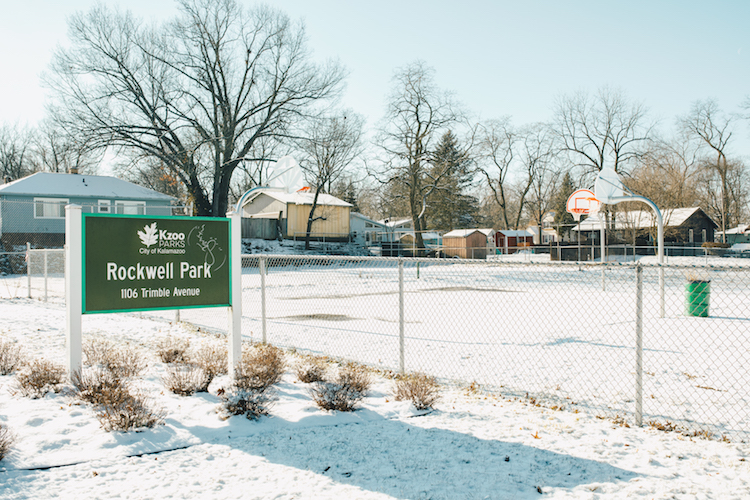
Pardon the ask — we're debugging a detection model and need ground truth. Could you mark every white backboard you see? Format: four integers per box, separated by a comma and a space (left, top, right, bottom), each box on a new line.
594, 167, 625, 204
267, 156, 304, 193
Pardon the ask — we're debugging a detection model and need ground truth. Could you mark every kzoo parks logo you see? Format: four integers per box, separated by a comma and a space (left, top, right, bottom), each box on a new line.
136, 221, 227, 272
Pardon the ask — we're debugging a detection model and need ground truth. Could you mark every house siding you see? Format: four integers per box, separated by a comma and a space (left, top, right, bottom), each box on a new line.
242, 193, 287, 218
1, 195, 173, 250
287, 203, 350, 239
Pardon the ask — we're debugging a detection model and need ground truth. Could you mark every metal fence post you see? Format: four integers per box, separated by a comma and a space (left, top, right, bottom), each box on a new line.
659, 266, 665, 318
635, 262, 644, 427
26, 242, 31, 298
260, 255, 267, 344
399, 257, 405, 374
43, 248, 48, 302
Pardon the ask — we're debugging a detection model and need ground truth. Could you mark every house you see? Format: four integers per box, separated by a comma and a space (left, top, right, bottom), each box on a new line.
0, 172, 176, 249
526, 211, 559, 244
240, 187, 352, 241
399, 231, 442, 248
572, 207, 717, 245
377, 218, 414, 243
495, 229, 534, 254
442, 228, 496, 259
717, 224, 750, 245
349, 213, 387, 248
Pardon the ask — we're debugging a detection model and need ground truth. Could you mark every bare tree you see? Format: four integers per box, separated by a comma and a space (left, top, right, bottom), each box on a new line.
477, 118, 518, 229
521, 123, 561, 242
229, 135, 288, 204
34, 121, 101, 174
555, 87, 651, 179
626, 137, 702, 210
679, 99, 740, 242
47, 0, 345, 216
0, 123, 37, 181
296, 112, 364, 249
372, 61, 460, 249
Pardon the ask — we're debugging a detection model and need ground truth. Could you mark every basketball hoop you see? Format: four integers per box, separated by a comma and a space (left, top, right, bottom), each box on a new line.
570, 208, 587, 222
566, 189, 601, 221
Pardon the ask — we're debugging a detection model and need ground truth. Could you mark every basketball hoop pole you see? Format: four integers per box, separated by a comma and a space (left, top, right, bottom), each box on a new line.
604, 194, 665, 318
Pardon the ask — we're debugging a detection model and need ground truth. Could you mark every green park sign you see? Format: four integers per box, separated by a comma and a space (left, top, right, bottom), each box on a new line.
83, 214, 231, 313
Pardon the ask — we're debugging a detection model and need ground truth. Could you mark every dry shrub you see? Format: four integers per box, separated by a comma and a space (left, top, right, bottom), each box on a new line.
105, 345, 146, 378
0, 339, 24, 375
394, 373, 440, 410
0, 423, 13, 461
236, 344, 285, 392
163, 364, 211, 396
82, 337, 113, 367
220, 344, 283, 420
95, 389, 166, 432
16, 358, 65, 398
310, 363, 371, 412
338, 363, 371, 394
221, 387, 276, 420
192, 344, 228, 379
155, 336, 190, 364
72, 368, 126, 405
294, 357, 327, 383
83, 338, 146, 378
71, 367, 164, 432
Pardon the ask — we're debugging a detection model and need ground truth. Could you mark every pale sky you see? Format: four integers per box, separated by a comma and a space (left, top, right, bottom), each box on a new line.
1, 0, 749, 156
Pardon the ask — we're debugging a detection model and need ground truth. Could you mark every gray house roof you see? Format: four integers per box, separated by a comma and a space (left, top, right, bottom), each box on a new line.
0, 172, 175, 201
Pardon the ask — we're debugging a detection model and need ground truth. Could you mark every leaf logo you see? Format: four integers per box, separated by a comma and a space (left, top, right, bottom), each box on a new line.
137, 222, 159, 247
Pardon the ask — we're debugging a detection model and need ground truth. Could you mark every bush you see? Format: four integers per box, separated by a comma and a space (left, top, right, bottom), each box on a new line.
0, 423, 13, 461
71, 366, 164, 432
701, 241, 730, 248
72, 367, 126, 405
338, 363, 371, 394
0, 339, 24, 375
16, 358, 66, 398
83, 338, 146, 378
82, 337, 113, 367
95, 389, 165, 432
394, 373, 440, 410
155, 336, 190, 364
220, 387, 276, 420
162, 364, 211, 396
294, 357, 327, 383
309, 363, 371, 412
219, 344, 284, 420
191, 343, 228, 379
236, 344, 285, 392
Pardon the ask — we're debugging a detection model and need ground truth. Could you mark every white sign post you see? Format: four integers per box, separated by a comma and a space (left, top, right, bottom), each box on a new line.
227, 211, 242, 378
65, 205, 83, 380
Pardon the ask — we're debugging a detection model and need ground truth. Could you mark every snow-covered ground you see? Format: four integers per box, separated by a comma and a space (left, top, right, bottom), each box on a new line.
0, 297, 749, 499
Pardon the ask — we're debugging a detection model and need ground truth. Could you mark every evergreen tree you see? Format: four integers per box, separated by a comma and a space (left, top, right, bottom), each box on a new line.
552, 171, 576, 240
426, 131, 477, 230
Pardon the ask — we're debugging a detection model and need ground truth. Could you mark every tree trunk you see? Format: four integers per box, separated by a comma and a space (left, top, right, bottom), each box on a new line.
305, 189, 321, 251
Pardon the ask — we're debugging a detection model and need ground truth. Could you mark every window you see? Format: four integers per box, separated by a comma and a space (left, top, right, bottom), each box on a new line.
34, 198, 68, 219
98, 200, 112, 213
115, 201, 146, 215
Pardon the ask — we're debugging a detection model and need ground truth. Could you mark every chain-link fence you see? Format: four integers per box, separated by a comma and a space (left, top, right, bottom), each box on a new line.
3, 251, 748, 441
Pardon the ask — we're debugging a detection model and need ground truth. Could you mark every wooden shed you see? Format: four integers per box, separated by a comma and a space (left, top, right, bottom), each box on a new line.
241, 188, 352, 241
495, 230, 534, 254
442, 229, 494, 259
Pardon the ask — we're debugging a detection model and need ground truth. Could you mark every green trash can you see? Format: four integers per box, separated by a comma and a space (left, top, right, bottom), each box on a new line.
685, 280, 710, 317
